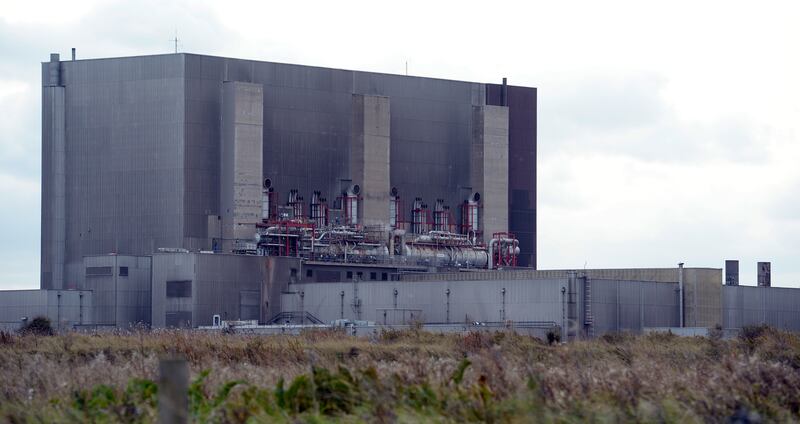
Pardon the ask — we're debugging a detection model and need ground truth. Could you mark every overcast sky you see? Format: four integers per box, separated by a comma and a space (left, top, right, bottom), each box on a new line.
1, 0, 798, 289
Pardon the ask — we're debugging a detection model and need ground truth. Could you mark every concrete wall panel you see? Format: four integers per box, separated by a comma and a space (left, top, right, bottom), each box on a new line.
221, 82, 263, 245
42, 55, 186, 290
723, 286, 800, 331
0, 290, 91, 331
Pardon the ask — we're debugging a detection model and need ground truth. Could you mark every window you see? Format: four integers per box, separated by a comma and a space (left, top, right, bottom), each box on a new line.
316, 270, 341, 282
346, 271, 353, 279
166, 280, 192, 298
370, 272, 377, 280
306, 269, 313, 278
119, 266, 129, 277
357, 272, 363, 279
86, 266, 112, 277
382, 272, 388, 281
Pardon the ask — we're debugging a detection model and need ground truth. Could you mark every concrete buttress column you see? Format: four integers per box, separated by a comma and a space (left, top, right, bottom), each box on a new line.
350, 94, 391, 229
220, 82, 263, 250
41, 53, 66, 290
471, 105, 509, 245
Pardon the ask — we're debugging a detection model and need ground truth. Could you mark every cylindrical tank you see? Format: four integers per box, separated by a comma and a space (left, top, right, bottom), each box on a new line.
404, 245, 447, 261
453, 247, 489, 268
403, 244, 488, 268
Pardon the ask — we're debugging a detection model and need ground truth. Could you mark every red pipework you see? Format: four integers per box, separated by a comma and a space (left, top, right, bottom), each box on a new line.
492, 232, 517, 268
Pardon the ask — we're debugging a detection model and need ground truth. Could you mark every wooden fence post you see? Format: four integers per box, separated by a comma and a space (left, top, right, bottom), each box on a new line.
158, 358, 188, 423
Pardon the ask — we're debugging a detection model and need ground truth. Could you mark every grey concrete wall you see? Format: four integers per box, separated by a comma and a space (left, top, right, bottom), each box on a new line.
292, 278, 568, 325
262, 256, 303, 322
402, 267, 721, 328
83, 255, 151, 327
723, 285, 800, 331
588, 279, 679, 336
290, 275, 680, 337
0, 289, 92, 331
682, 268, 722, 327
193, 253, 264, 326
220, 82, 263, 245
151, 253, 195, 328
350, 94, 391, 228
41, 54, 187, 291
400, 267, 716, 283
41, 82, 66, 289
471, 105, 510, 244
151, 252, 265, 327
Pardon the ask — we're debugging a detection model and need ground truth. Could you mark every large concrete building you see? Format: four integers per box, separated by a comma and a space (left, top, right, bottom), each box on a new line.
40, 52, 538, 292
0, 51, 793, 336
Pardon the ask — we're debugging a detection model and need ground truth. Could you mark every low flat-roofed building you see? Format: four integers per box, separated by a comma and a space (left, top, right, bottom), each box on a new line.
0, 289, 92, 331
83, 255, 151, 328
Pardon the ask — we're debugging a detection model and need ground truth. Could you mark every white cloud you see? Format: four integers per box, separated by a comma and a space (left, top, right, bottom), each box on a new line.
0, 0, 102, 24
0, 173, 40, 289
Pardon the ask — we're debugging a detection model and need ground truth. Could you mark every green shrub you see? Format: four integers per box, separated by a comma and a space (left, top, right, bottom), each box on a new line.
18, 316, 54, 336
69, 380, 158, 423
283, 374, 315, 414
312, 366, 355, 415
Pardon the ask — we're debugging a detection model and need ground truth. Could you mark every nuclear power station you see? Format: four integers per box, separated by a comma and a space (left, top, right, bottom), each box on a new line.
0, 52, 797, 337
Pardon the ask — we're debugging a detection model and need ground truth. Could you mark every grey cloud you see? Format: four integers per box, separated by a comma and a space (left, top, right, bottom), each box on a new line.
0, 0, 242, 289
73, 0, 238, 55
0, 0, 238, 69
0, 0, 241, 180
539, 72, 768, 164
547, 73, 667, 134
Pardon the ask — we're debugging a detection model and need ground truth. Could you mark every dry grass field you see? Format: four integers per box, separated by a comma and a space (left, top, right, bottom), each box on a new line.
0, 325, 799, 422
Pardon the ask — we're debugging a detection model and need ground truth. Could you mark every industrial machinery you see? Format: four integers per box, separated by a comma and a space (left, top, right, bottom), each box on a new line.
253, 187, 519, 269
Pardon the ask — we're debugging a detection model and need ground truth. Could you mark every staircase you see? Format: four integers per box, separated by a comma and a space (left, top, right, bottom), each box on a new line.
266, 311, 325, 325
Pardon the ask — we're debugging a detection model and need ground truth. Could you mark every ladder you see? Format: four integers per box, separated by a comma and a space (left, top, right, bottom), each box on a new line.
583, 277, 594, 338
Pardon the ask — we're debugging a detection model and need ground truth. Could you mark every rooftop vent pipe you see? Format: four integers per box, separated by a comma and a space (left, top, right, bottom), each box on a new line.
48, 53, 61, 86
501, 77, 508, 106
71, 48, 76, 61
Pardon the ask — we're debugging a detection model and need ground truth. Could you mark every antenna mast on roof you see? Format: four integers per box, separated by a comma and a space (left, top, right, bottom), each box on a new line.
171, 30, 179, 53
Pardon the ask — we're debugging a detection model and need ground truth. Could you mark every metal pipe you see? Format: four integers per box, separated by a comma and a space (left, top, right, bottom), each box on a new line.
501, 77, 508, 106
445, 288, 450, 324
561, 286, 567, 342
488, 239, 494, 269
678, 262, 684, 328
